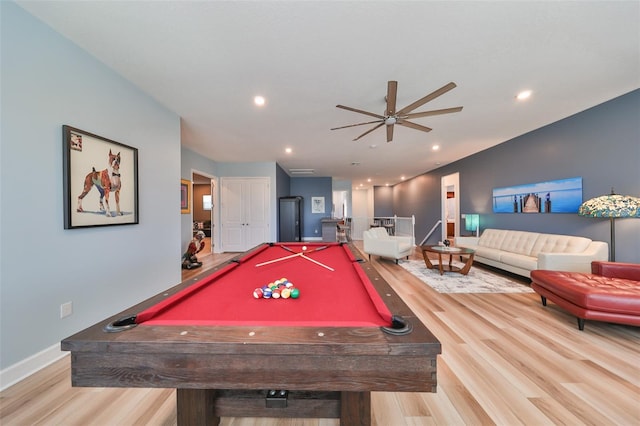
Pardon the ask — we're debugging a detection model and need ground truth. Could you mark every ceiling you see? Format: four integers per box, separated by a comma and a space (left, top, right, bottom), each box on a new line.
18, 1, 640, 189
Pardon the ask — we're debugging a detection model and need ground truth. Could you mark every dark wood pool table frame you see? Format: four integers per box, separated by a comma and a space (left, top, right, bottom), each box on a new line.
62, 243, 441, 425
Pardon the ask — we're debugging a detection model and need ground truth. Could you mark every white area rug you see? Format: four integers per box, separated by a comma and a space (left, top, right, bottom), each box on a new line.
399, 260, 534, 294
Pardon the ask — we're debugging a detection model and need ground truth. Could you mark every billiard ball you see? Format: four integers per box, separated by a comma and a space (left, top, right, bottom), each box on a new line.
263, 289, 272, 298
302, 246, 307, 251
281, 288, 291, 298
290, 288, 300, 299
253, 288, 263, 299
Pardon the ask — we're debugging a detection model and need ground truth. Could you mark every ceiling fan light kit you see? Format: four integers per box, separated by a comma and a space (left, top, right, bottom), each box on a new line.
332, 81, 463, 143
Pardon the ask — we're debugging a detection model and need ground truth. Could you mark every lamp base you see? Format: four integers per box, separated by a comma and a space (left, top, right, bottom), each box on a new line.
610, 217, 615, 262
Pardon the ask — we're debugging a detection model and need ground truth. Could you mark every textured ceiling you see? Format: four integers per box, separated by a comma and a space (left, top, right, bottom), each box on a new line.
18, 1, 640, 189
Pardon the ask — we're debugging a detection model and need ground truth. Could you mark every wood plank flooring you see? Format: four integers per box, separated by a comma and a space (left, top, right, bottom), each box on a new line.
2, 242, 639, 425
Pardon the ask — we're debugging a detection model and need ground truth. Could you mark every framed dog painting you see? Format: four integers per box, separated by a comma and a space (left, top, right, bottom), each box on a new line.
63, 125, 139, 229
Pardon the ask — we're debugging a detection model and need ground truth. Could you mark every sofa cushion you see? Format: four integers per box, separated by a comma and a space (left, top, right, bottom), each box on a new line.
497, 230, 539, 256
474, 246, 504, 262
367, 227, 390, 239
531, 270, 640, 316
499, 252, 538, 272
530, 234, 592, 257
477, 229, 509, 250
478, 229, 540, 256
593, 261, 640, 280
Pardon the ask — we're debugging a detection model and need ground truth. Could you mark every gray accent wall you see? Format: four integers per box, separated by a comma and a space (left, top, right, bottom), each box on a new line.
392, 90, 640, 263
290, 177, 333, 238
373, 186, 394, 217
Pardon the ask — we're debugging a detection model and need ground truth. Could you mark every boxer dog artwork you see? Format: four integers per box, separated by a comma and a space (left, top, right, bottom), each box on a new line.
76, 149, 123, 217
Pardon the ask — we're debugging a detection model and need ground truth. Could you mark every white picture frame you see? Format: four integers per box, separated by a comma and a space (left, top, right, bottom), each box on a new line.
312, 197, 325, 214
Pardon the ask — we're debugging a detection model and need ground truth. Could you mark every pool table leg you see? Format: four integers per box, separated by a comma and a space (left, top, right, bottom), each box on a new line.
176, 389, 220, 426
341, 391, 371, 425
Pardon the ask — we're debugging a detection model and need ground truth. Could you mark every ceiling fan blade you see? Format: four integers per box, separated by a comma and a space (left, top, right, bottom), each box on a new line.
396, 82, 457, 116
353, 122, 385, 141
386, 81, 397, 116
403, 106, 463, 120
386, 124, 394, 142
397, 120, 432, 133
331, 119, 383, 131
336, 105, 385, 119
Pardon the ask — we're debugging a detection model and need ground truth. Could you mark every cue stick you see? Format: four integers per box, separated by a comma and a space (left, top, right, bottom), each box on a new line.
255, 252, 302, 267
256, 246, 313, 267
300, 254, 335, 271
281, 245, 328, 254
256, 245, 333, 270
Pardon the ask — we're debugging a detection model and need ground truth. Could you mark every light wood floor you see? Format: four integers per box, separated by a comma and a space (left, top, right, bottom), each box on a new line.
2, 242, 639, 425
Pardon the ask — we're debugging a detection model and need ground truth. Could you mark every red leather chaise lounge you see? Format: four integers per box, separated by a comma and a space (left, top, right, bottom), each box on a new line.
530, 261, 640, 330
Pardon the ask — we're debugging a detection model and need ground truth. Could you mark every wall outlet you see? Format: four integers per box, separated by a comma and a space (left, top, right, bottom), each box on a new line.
60, 301, 73, 318
314, 229, 318, 234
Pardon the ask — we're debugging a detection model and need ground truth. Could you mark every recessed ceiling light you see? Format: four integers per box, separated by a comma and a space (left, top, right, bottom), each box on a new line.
516, 90, 532, 100
367, 178, 371, 182
432, 145, 440, 151
401, 176, 406, 180
285, 147, 292, 154
254, 95, 266, 106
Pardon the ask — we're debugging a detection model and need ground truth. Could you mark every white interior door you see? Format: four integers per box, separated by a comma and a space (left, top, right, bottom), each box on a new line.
244, 178, 270, 248
441, 173, 460, 241
221, 179, 245, 252
220, 177, 269, 252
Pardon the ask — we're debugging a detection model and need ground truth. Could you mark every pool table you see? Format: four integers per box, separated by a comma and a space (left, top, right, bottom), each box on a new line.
62, 242, 441, 425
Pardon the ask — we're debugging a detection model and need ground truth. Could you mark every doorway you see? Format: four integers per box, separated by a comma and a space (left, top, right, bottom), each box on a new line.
332, 190, 349, 219
192, 171, 216, 255
441, 173, 460, 242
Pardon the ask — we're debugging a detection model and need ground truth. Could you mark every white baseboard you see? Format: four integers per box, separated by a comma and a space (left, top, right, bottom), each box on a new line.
303, 237, 323, 242
0, 344, 68, 391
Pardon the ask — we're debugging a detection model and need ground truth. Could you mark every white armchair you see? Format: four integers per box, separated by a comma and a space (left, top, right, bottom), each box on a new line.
363, 227, 414, 264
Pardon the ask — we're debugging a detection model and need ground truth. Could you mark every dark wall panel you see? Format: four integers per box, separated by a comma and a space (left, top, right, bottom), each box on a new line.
373, 186, 394, 217
290, 177, 333, 239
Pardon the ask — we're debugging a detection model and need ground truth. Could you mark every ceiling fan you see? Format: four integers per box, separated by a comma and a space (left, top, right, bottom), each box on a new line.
331, 81, 463, 142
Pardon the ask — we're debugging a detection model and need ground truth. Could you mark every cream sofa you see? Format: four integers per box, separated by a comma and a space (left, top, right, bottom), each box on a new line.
456, 228, 608, 277
363, 227, 414, 263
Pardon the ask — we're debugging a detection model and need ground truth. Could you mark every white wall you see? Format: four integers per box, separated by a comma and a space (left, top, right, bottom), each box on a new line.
351, 189, 373, 240
332, 179, 353, 219
1, 3, 182, 385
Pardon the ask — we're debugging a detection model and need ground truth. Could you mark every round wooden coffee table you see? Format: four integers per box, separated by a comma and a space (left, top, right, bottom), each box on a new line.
420, 245, 475, 275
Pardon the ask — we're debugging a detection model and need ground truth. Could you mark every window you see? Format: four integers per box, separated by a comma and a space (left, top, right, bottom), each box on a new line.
203, 195, 212, 210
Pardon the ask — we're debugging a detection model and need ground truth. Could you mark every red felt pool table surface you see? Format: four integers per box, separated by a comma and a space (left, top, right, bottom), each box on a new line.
62, 242, 441, 425
137, 242, 392, 327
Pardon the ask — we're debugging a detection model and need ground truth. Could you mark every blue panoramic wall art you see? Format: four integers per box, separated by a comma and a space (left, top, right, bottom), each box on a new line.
493, 177, 583, 213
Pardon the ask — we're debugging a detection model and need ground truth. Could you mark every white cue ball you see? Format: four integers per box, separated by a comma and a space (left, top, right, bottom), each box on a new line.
302, 245, 307, 251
